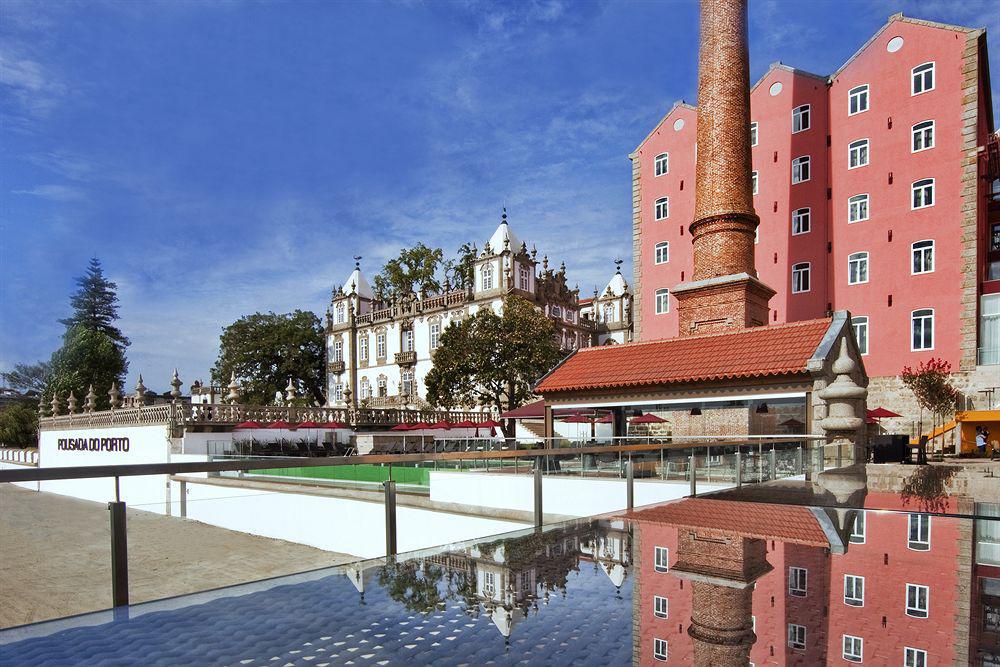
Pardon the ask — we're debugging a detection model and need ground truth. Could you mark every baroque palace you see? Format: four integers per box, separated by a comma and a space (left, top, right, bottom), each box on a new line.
324, 212, 633, 408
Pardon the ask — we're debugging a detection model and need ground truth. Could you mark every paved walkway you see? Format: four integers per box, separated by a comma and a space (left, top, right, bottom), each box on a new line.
0, 485, 357, 629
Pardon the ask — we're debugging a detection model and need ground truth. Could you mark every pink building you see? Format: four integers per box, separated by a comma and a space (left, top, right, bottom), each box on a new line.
631, 14, 999, 426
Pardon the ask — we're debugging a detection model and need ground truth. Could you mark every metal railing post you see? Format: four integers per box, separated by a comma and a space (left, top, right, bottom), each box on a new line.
626, 458, 634, 511
383, 480, 397, 557
180, 480, 187, 518
108, 478, 129, 607
534, 462, 543, 529
735, 448, 742, 488
770, 445, 777, 480
689, 453, 696, 497
796, 446, 803, 476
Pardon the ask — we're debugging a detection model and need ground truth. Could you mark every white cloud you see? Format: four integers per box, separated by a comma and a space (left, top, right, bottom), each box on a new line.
11, 184, 88, 201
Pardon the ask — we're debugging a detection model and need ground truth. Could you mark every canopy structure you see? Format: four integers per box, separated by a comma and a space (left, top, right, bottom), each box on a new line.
430, 421, 452, 430
296, 421, 321, 429
866, 407, 901, 419
390, 423, 412, 431
499, 400, 545, 419
264, 420, 295, 429
318, 421, 347, 429
561, 415, 593, 424
234, 421, 262, 429
630, 413, 668, 424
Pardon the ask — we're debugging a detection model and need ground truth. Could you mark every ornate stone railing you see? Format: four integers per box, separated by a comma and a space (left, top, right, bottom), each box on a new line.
394, 351, 417, 365
0, 447, 38, 465
353, 290, 471, 326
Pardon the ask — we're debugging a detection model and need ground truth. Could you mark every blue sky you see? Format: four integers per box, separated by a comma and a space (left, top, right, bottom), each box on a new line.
2, 0, 997, 392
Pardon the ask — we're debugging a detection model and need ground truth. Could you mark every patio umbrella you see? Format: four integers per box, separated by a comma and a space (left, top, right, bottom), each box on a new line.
318, 421, 347, 429
296, 420, 321, 428
630, 413, 668, 424
780, 418, 805, 427
867, 407, 901, 419
560, 414, 592, 423
452, 420, 477, 428
595, 414, 614, 423
476, 419, 503, 437
390, 423, 413, 431
430, 420, 452, 430
234, 420, 262, 429
264, 420, 295, 429
410, 422, 432, 431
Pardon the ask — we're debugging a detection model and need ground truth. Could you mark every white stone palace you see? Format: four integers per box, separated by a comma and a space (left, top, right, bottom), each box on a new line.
325, 212, 634, 408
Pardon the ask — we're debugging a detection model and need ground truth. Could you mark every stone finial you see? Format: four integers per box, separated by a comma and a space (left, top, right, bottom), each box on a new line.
559, 261, 566, 274
818, 338, 867, 433
530, 244, 537, 260
227, 371, 240, 404
542, 255, 549, 271
85, 384, 97, 412
38, 397, 47, 419
443, 276, 451, 292
170, 369, 182, 400
67, 391, 78, 414
108, 381, 121, 409
483, 241, 492, 255
343, 385, 353, 407
520, 241, 527, 255
51, 392, 61, 416
285, 378, 297, 403
134, 375, 147, 406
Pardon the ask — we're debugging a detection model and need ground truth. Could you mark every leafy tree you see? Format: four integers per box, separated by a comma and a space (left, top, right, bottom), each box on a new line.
212, 310, 325, 405
43, 326, 128, 411
444, 242, 477, 291
0, 402, 38, 447
424, 295, 564, 436
372, 242, 444, 299
900, 357, 960, 438
377, 560, 446, 613
59, 258, 130, 350
1, 361, 51, 394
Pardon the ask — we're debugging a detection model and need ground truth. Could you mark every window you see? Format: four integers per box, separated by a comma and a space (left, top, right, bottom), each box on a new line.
751, 170, 759, 195
401, 369, 414, 397
333, 382, 343, 402
904, 647, 927, 667
654, 546, 669, 572
852, 316, 869, 356
430, 323, 441, 350
336, 303, 346, 324
360, 377, 371, 399
788, 567, 808, 597
908, 514, 931, 551
750, 121, 758, 146
906, 583, 929, 618
912, 62, 934, 95
792, 104, 810, 133
848, 252, 869, 285
848, 139, 869, 169
911, 309, 934, 351
401, 329, 414, 352
654, 152, 669, 176
653, 638, 668, 662
653, 595, 668, 618
551, 305, 561, 318
912, 179, 934, 209
359, 336, 368, 361
912, 240, 934, 274
377, 375, 387, 397
848, 194, 869, 223
518, 266, 530, 290
792, 262, 811, 293
332, 340, 343, 363
482, 264, 494, 291
849, 84, 869, 115
787, 624, 806, 650
654, 241, 669, 264
792, 156, 810, 184
483, 571, 496, 598
655, 197, 670, 220
376, 333, 386, 359
603, 303, 615, 323
655, 289, 670, 315
849, 510, 866, 543
843, 635, 863, 663
792, 207, 811, 235
844, 574, 865, 606
912, 120, 934, 152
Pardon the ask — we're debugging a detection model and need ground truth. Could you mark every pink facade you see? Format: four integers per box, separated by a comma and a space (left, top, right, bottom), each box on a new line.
633, 15, 996, 378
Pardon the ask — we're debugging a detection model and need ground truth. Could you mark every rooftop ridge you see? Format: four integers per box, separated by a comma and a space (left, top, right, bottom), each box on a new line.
631, 100, 697, 155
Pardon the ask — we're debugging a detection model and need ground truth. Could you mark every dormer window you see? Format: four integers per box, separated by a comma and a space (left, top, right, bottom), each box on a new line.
654, 152, 669, 176
518, 266, 530, 290
482, 264, 494, 291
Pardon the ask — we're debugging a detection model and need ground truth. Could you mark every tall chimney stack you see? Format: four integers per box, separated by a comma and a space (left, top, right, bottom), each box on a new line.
672, 0, 775, 335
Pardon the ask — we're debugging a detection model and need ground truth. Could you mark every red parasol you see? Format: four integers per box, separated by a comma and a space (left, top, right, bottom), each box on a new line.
630, 413, 668, 424
430, 420, 452, 430
866, 407, 901, 419
561, 414, 593, 423
452, 420, 477, 428
410, 422, 432, 430
264, 420, 295, 429
594, 414, 614, 423
318, 421, 347, 429
296, 421, 321, 428
476, 420, 503, 428
390, 423, 413, 431
234, 420, 262, 429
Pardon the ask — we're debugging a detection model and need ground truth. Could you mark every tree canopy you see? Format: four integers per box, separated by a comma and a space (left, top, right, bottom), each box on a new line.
212, 310, 325, 405
1, 361, 51, 394
59, 257, 130, 350
443, 242, 477, 291
424, 295, 564, 436
0, 402, 38, 447
43, 326, 128, 411
373, 242, 444, 299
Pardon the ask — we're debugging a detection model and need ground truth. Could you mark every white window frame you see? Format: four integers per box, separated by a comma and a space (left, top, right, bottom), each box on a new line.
911, 120, 934, 152
843, 635, 863, 663
333, 382, 344, 402
911, 240, 934, 275
848, 84, 869, 115
788, 566, 808, 597
912, 178, 934, 209
792, 104, 810, 133
908, 513, 931, 551
852, 316, 869, 356
429, 322, 441, 350
849, 510, 866, 543
654, 241, 669, 265
911, 62, 934, 96
332, 340, 344, 363
655, 197, 670, 220
518, 266, 530, 290
792, 262, 811, 294
653, 595, 668, 619
336, 303, 346, 324
654, 152, 669, 177
905, 583, 929, 618
751, 170, 759, 195
848, 252, 869, 285
653, 638, 668, 662
359, 336, 369, 361
911, 308, 934, 351
848, 138, 869, 169
654, 545, 669, 572
481, 264, 494, 291
904, 647, 927, 667
655, 289, 670, 315
844, 574, 865, 606
791, 155, 810, 184
791, 207, 811, 235
787, 623, 806, 650
750, 121, 758, 147
376, 333, 386, 359
848, 193, 870, 223
401, 329, 414, 353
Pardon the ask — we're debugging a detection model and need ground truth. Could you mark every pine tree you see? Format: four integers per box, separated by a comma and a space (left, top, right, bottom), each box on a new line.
59, 258, 130, 349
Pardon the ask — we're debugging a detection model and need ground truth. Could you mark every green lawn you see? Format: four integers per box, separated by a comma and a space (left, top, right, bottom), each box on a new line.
250, 463, 431, 486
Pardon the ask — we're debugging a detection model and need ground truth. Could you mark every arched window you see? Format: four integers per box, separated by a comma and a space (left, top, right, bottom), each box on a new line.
377, 375, 388, 397
912, 240, 934, 274
791, 262, 811, 293
911, 62, 934, 95
360, 377, 371, 399
848, 194, 869, 223
654, 152, 669, 176
848, 84, 869, 115
655, 197, 669, 220
655, 288, 670, 314
911, 309, 934, 350
847, 252, 869, 285
603, 303, 615, 323
792, 208, 811, 235
335, 303, 346, 324
911, 120, 934, 152
791, 156, 810, 184
518, 265, 530, 290
848, 139, 869, 169
654, 241, 669, 264
911, 179, 934, 209
792, 105, 810, 133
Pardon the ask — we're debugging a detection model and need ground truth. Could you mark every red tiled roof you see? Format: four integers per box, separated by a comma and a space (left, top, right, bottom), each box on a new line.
625, 498, 829, 547
536, 318, 832, 393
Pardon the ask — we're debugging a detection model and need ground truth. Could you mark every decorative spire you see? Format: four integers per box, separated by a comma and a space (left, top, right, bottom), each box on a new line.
531, 245, 537, 260
227, 371, 240, 404
109, 381, 121, 409
542, 255, 549, 271
501, 207, 508, 225
51, 392, 61, 416
85, 384, 97, 412
285, 378, 297, 403
170, 369, 182, 400
614, 258, 623, 274
67, 391, 78, 414
134, 375, 147, 406
38, 397, 47, 419
559, 261, 566, 274
354, 255, 362, 270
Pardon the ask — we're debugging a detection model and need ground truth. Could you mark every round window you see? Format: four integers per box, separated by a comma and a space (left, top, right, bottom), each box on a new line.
887, 36, 904, 53
769, 81, 783, 96
673, 118, 685, 131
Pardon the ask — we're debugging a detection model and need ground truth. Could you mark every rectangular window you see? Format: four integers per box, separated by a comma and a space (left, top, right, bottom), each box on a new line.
912, 179, 934, 209
401, 370, 414, 397
788, 567, 808, 597
333, 383, 344, 402
848, 252, 869, 285
852, 316, 869, 356
655, 152, 669, 176
912, 240, 934, 274
376, 333, 386, 359
653, 638, 668, 662
908, 514, 930, 551
791, 207, 811, 235
912, 62, 934, 95
518, 266, 530, 290
792, 104, 810, 133
332, 340, 343, 362
402, 329, 414, 352
911, 309, 934, 351
750, 121, 758, 146
654, 546, 669, 572
849, 138, 869, 169
792, 263, 811, 293
912, 120, 934, 152
481, 265, 494, 291
843, 635, 863, 663
848, 194, 869, 223
751, 170, 758, 195
653, 595, 668, 619
655, 242, 669, 265
359, 336, 369, 361
792, 156, 810, 184
904, 647, 927, 667
655, 197, 669, 220
850, 510, 866, 543
430, 323, 441, 350
655, 289, 670, 315
906, 583, 929, 618
844, 574, 865, 606
787, 623, 806, 650
849, 84, 869, 115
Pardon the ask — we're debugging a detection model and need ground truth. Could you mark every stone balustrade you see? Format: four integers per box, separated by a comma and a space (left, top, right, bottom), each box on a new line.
0, 447, 38, 465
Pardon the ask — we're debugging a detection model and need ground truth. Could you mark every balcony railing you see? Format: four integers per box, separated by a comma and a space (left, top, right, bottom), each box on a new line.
327, 360, 346, 373
395, 351, 417, 365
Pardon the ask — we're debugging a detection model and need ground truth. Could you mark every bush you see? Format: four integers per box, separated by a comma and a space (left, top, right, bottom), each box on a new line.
0, 402, 38, 447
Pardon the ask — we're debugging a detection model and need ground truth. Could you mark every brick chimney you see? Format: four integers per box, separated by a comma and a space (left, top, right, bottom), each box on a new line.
672, 0, 775, 336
